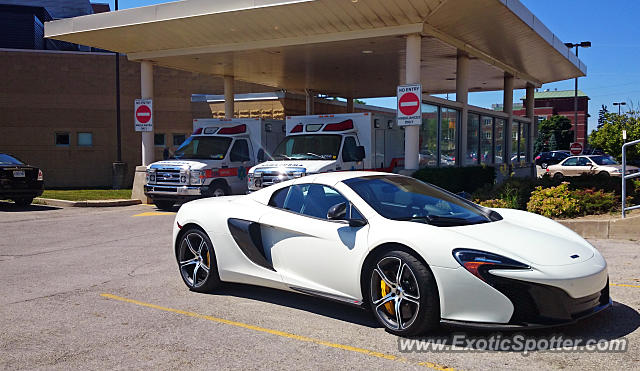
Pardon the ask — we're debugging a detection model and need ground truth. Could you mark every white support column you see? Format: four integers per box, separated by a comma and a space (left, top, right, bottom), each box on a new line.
305, 90, 314, 115
504, 73, 515, 165
224, 75, 234, 119
404, 33, 421, 170
141, 61, 154, 166
456, 51, 469, 167
346, 97, 355, 113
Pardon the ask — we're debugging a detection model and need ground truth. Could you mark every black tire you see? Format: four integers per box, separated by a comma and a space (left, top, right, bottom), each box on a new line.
365, 250, 440, 336
598, 171, 610, 178
176, 227, 221, 293
553, 172, 564, 180
154, 200, 175, 210
13, 198, 33, 207
209, 184, 228, 197
541, 162, 548, 169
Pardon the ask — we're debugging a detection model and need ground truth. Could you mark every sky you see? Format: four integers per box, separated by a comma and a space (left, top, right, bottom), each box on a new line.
102, 0, 640, 132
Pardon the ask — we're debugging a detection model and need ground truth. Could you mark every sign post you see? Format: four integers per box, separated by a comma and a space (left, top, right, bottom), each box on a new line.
134, 99, 153, 132
569, 142, 583, 156
397, 84, 422, 126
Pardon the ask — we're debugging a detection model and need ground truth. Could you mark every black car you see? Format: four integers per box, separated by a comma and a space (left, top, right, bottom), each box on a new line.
0, 154, 44, 206
534, 151, 570, 169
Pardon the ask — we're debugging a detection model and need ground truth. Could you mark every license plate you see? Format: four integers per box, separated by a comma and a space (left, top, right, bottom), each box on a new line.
13, 170, 25, 178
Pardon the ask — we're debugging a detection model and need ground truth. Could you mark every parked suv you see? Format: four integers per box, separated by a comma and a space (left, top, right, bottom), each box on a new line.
0, 153, 44, 206
534, 151, 570, 169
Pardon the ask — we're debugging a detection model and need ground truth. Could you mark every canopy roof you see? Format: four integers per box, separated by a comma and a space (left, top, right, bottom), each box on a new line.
45, 0, 586, 98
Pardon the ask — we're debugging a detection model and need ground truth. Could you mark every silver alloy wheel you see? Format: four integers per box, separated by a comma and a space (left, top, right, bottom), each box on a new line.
178, 232, 211, 288
370, 256, 421, 331
212, 188, 226, 197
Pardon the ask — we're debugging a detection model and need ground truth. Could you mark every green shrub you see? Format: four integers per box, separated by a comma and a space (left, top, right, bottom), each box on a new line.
526, 183, 582, 218
413, 166, 495, 194
572, 188, 616, 215
475, 198, 511, 208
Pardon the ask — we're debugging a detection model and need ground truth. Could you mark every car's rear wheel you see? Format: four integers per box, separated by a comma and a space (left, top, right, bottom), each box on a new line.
366, 250, 439, 336
154, 200, 174, 210
13, 198, 33, 206
177, 227, 221, 292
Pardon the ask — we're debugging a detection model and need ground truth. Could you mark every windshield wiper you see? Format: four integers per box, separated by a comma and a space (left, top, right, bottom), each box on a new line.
273, 154, 291, 160
392, 215, 489, 226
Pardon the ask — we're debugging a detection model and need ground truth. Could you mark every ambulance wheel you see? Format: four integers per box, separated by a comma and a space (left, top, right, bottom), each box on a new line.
154, 200, 175, 210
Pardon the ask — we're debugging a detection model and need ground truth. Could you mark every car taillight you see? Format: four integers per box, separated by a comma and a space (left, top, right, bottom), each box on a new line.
453, 249, 529, 282
535, 155, 541, 160
37, 169, 43, 181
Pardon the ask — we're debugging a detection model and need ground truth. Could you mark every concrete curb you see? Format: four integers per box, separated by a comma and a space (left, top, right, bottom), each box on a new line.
559, 214, 640, 240
35, 198, 142, 208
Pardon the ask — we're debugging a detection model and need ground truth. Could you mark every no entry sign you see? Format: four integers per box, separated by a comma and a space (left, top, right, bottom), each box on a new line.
134, 99, 153, 132
397, 84, 422, 126
570, 142, 583, 156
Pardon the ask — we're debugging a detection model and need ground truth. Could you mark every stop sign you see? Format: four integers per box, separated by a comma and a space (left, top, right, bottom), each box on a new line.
135, 104, 151, 124
570, 142, 583, 155
398, 92, 420, 116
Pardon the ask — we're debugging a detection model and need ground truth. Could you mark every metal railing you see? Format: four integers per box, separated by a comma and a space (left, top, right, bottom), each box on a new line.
622, 139, 640, 218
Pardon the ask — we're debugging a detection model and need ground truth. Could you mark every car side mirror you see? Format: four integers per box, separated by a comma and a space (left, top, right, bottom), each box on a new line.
257, 149, 265, 163
327, 202, 347, 220
355, 146, 365, 161
327, 202, 367, 227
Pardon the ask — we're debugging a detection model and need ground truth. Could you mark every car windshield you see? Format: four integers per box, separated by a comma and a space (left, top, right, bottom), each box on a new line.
272, 135, 341, 160
591, 156, 618, 165
344, 175, 493, 227
172, 136, 232, 160
0, 154, 23, 165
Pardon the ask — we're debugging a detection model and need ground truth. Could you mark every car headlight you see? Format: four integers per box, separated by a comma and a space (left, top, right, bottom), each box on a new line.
146, 169, 155, 183
453, 249, 530, 282
292, 171, 306, 178
612, 168, 621, 173
190, 170, 203, 185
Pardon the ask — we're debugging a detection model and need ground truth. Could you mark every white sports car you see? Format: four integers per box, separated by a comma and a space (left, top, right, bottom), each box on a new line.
172, 171, 610, 336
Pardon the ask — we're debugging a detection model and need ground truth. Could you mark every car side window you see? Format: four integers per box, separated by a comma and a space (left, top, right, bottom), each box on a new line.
268, 184, 363, 221
563, 158, 578, 166
230, 139, 250, 162
342, 136, 359, 162
577, 157, 590, 166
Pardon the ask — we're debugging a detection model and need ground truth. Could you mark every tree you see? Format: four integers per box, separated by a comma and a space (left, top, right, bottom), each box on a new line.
589, 111, 640, 162
534, 115, 574, 154
597, 105, 608, 128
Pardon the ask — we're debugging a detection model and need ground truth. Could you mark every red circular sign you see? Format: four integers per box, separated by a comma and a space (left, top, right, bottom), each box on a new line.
398, 92, 420, 116
136, 105, 152, 124
570, 142, 583, 155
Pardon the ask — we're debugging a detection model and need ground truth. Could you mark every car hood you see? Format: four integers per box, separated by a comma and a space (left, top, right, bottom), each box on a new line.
447, 208, 595, 267
148, 160, 210, 171
250, 160, 337, 174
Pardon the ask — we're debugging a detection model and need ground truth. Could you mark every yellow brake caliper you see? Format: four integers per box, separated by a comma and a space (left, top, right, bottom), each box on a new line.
380, 279, 395, 315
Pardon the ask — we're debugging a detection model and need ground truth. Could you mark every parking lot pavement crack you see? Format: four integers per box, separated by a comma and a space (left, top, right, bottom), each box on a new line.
3, 281, 112, 306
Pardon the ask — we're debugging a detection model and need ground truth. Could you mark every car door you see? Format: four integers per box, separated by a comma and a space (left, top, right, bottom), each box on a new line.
341, 136, 362, 171
259, 183, 369, 303
226, 138, 252, 193
560, 157, 579, 176
575, 157, 593, 175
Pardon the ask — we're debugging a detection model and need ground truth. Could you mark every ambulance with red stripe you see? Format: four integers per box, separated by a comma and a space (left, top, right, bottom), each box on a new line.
247, 112, 403, 191
145, 118, 285, 209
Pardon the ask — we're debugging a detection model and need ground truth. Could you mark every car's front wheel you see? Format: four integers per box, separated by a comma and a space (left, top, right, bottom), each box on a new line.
154, 200, 174, 210
13, 198, 33, 207
366, 250, 440, 336
177, 227, 221, 292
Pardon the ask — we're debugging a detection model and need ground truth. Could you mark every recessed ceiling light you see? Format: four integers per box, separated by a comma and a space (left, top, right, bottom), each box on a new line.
362, 50, 373, 54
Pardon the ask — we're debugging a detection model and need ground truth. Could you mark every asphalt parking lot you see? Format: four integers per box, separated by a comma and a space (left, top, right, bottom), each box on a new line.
1, 202, 639, 370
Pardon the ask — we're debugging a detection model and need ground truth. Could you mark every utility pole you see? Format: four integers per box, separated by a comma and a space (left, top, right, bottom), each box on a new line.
564, 41, 591, 143
112, 0, 126, 189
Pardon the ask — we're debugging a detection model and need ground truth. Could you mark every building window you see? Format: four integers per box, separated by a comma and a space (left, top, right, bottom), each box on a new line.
495, 119, 505, 164
419, 104, 438, 167
466, 113, 480, 165
55, 132, 70, 146
480, 116, 493, 165
520, 122, 530, 163
440, 108, 457, 167
173, 134, 186, 146
77, 132, 93, 147
511, 122, 521, 165
154, 134, 165, 146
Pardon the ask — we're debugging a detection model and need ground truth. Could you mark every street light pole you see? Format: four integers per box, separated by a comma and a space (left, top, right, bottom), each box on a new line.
614, 102, 627, 142
564, 41, 591, 143
613, 102, 626, 115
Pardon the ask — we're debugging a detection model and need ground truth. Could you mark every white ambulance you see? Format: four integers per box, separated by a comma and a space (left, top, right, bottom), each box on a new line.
247, 112, 404, 191
145, 118, 285, 209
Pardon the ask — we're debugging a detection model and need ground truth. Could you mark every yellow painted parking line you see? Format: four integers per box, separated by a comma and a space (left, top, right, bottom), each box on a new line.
100, 293, 456, 371
611, 283, 640, 288
132, 211, 176, 217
